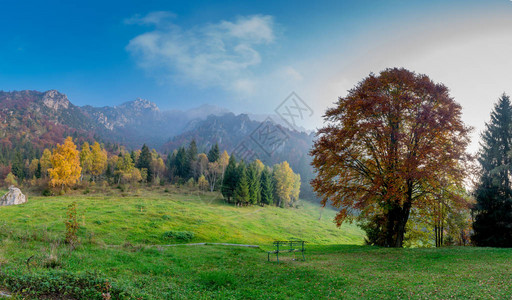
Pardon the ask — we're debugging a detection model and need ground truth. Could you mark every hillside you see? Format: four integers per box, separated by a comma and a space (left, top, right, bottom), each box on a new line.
0, 90, 94, 157
0, 188, 363, 246
0, 192, 511, 298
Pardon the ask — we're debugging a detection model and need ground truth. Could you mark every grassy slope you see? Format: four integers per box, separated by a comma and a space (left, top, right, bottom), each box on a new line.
2, 188, 512, 299
0, 187, 363, 246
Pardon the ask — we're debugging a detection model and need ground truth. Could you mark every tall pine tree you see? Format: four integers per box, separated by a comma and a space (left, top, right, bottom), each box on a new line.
208, 143, 220, 162
221, 154, 237, 202
234, 162, 249, 206
11, 150, 24, 181
187, 140, 198, 179
260, 168, 274, 206
472, 94, 512, 247
137, 144, 153, 183
174, 147, 189, 180
247, 162, 261, 205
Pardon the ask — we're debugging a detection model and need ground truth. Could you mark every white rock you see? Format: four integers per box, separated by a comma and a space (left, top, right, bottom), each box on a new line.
0, 185, 27, 206
42, 90, 70, 110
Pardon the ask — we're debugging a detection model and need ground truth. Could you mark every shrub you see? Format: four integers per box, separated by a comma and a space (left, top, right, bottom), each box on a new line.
198, 175, 208, 191
186, 178, 195, 188
4, 172, 17, 186
162, 230, 195, 241
0, 269, 135, 299
65, 202, 79, 249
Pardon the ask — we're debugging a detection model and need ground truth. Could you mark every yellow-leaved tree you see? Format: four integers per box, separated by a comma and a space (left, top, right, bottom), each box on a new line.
90, 142, 107, 181
198, 174, 209, 191
79, 142, 93, 180
40, 148, 52, 178
291, 173, 301, 206
254, 159, 265, 174
273, 161, 295, 207
48, 137, 82, 189
219, 150, 230, 178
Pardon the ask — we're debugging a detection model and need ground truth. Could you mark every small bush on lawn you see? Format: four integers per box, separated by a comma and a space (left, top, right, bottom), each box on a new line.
0, 269, 136, 299
162, 231, 195, 241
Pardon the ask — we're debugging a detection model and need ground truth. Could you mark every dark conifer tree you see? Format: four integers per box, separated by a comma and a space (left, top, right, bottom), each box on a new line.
35, 161, 42, 179
208, 143, 220, 162
175, 147, 189, 180
187, 140, 198, 179
11, 150, 24, 180
105, 162, 113, 181
473, 94, 512, 247
234, 161, 249, 206
260, 168, 274, 206
137, 144, 153, 183
222, 154, 237, 202
247, 162, 261, 205
166, 152, 177, 182
130, 151, 137, 165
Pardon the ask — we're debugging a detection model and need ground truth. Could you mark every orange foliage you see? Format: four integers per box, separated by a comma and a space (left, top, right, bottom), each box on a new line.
48, 137, 82, 189
311, 68, 471, 247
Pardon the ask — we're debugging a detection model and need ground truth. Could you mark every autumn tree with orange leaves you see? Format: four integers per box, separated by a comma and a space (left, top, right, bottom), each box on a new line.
311, 68, 471, 247
49, 137, 82, 190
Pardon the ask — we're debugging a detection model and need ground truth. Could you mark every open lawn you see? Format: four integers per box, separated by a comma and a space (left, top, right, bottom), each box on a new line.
0, 188, 511, 299
0, 187, 363, 245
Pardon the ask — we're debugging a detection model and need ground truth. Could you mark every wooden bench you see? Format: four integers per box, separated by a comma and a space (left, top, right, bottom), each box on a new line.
267, 240, 306, 262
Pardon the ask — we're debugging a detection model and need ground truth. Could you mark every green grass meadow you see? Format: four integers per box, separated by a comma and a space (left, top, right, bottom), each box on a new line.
1, 188, 511, 299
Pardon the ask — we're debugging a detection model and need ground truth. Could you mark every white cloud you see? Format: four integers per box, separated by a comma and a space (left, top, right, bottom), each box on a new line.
126, 12, 276, 94
124, 11, 176, 26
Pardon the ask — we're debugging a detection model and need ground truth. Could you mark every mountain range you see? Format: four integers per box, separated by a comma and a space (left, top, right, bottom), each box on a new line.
0, 89, 316, 187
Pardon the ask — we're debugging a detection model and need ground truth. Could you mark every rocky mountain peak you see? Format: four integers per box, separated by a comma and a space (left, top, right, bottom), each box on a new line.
42, 90, 70, 110
122, 98, 159, 112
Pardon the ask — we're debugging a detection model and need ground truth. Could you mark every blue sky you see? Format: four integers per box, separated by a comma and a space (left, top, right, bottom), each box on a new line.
1, 0, 512, 151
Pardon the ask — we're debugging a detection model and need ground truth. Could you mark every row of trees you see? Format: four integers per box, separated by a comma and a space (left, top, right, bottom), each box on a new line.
166, 141, 229, 187
4, 137, 302, 208
221, 157, 301, 207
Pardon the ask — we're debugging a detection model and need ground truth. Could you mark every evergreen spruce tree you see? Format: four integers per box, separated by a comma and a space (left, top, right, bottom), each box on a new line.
247, 162, 261, 205
175, 147, 189, 180
35, 161, 42, 179
234, 162, 249, 205
221, 154, 237, 202
260, 168, 274, 206
187, 140, 198, 179
208, 143, 220, 162
137, 144, 153, 183
11, 150, 24, 181
105, 162, 113, 181
130, 151, 137, 165
472, 94, 512, 247
166, 152, 177, 182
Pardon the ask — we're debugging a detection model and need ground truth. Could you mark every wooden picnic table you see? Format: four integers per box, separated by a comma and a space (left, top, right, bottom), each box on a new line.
267, 240, 306, 262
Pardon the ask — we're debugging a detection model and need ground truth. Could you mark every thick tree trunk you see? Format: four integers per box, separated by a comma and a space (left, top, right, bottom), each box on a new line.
394, 200, 412, 247
383, 184, 413, 248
